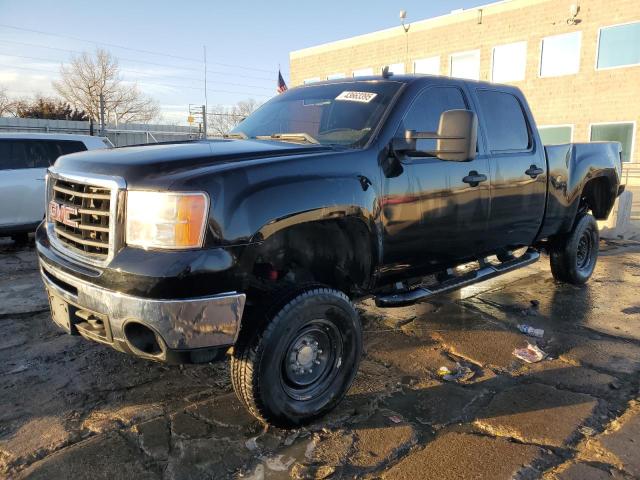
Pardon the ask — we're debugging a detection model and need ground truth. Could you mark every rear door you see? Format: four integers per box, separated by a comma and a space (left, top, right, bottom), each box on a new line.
474, 89, 547, 249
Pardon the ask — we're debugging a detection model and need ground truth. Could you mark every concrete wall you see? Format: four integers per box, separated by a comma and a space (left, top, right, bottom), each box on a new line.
290, 0, 640, 163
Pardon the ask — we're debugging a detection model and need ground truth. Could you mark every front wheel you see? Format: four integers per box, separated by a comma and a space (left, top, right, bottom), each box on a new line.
231, 287, 362, 427
550, 214, 599, 285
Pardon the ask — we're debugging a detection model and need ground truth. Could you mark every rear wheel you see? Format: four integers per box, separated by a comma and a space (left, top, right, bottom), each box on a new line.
231, 287, 362, 427
550, 214, 599, 285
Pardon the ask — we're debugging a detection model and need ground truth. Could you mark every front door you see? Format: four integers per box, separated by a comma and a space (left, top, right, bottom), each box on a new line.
380, 85, 491, 281
474, 89, 547, 249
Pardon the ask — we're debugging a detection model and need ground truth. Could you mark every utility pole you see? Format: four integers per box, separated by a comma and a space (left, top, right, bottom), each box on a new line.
203, 45, 208, 138
99, 93, 106, 136
202, 105, 207, 139
189, 104, 207, 139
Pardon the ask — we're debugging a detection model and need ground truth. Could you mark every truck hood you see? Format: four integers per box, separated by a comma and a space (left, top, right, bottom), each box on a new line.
53, 139, 335, 187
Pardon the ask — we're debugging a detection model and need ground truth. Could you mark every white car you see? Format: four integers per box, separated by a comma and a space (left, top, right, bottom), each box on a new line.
0, 133, 110, 242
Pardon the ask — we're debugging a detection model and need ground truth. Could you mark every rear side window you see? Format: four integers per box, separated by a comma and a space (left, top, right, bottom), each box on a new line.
27, 141, 54, 168
0, 141, 28, 170
476, 90, 531, 151
52, 140, 87, 157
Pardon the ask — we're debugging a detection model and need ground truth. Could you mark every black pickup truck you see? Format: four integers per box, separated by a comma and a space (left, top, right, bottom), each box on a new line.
36, 75, 623, 426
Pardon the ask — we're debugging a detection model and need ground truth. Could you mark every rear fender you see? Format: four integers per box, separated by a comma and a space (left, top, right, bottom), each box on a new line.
538, 142, 621, 238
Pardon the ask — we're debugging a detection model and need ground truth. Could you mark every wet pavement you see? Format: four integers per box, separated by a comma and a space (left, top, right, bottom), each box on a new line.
1, 239, 639, 479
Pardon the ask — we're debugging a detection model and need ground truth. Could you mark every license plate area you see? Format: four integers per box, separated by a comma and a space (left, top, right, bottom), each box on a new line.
47, 292, 112, 344
48, 294, 72, 333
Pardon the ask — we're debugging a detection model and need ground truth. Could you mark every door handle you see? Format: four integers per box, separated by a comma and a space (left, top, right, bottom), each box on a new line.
525, 165, 544, 178
462, 171, 487, 187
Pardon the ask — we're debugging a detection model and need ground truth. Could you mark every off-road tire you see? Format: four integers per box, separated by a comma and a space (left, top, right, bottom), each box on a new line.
550, 214, 599, 285
230, 287, 362, 427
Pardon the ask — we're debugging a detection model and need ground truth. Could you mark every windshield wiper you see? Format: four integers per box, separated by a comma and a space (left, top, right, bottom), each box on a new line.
223, 132, 248, 140
256, 133, 319, 144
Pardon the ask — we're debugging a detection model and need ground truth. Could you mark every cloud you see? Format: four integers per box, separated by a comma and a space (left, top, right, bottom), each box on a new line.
0, 55, 59, 97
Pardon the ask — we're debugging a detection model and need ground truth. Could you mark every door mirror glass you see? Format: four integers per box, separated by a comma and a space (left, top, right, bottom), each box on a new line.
392, 109, 477, 161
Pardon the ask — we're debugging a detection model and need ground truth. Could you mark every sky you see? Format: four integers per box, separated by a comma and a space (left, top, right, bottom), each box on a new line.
0, 0, 488, 124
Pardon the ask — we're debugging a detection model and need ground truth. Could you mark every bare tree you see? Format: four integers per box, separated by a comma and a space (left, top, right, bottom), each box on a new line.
208, 98, 258, 136
53, 49, 159, 124
0, 86, 16, 117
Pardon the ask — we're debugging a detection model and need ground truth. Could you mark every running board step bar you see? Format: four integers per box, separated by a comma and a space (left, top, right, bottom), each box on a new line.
375, 249, 540, 308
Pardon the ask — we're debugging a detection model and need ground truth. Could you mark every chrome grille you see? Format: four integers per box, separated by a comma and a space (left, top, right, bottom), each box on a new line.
51, 178, 111, 257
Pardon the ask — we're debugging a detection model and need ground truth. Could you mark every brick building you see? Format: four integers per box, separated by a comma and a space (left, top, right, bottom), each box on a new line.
289, 0, 640, 163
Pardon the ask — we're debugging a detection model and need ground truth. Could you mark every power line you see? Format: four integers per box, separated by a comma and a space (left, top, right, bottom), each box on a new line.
0, 51, 274, 91
0, 63, 272, 98
0, 23, 276, 74
0, 39, 275, 82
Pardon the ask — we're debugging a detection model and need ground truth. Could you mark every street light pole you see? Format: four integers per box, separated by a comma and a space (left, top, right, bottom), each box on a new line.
400, 10, 411, 72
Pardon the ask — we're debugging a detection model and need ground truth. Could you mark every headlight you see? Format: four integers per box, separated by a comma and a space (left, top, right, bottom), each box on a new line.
126, 191, 209, 249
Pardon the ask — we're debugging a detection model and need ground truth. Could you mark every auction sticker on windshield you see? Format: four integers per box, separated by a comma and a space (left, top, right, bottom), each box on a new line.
335, 91, 377, 103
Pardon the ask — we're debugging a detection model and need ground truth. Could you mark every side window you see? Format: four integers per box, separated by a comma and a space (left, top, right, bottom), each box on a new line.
399, 86, 467, 151
44, 140, 86, 165
0, 141, 29, 170
25, 141, 55, 168
55, 140, 87, 156
476, 90, 531, 151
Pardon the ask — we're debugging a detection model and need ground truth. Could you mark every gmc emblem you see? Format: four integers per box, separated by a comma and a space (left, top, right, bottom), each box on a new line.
49, 201, 79, 228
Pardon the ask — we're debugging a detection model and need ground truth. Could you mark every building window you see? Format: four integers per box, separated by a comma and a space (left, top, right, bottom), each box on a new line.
352, 67, 373, 77
538, 125, 573, 145
492, 41, 527, 82
386, 63, 405, 75
303, 77, 320, 84
414, 56, 440, 75
597, 22, 640, 69
540, 32, 582, 77
590, 122, 635, 163
327, 73, 345, 80
449, 50, 480, 80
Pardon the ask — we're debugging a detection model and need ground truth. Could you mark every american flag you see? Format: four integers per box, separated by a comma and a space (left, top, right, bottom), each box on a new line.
277, 70, 288, 94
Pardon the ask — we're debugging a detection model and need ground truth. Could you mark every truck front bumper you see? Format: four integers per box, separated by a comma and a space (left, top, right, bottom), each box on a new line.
40, 260, 246, 363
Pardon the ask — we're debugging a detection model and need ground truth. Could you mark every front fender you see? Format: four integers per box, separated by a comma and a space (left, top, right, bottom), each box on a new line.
248, 172, 381, 260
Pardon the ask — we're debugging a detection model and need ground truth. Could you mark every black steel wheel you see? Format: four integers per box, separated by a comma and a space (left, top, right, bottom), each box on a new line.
550, 213, 599, 285
231, 287, 362, 427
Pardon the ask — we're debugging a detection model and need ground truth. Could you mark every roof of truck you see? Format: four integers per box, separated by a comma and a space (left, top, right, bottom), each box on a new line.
296, 73, 517, 91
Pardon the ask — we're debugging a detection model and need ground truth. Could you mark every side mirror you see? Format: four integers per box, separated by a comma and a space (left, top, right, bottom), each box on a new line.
392, 109, 478, 161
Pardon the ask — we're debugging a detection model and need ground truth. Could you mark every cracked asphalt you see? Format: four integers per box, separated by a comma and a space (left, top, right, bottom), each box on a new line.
1, 239, 639, 479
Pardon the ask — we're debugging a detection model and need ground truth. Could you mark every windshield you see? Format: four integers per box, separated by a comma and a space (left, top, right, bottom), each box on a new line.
231, 81, 402, 148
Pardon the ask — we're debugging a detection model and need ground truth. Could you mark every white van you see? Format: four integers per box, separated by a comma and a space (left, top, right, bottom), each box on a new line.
0, 133, 110, 241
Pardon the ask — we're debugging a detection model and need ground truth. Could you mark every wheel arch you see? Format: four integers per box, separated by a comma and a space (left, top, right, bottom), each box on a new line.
580, 175, 617, 220
243, 210, 379, 297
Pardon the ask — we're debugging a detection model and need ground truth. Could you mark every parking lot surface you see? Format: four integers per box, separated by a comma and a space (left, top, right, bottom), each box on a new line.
1, 240, 639, 479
